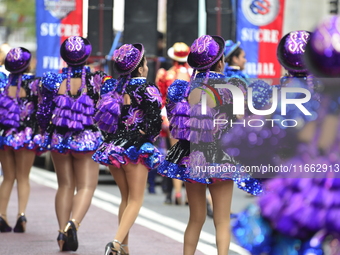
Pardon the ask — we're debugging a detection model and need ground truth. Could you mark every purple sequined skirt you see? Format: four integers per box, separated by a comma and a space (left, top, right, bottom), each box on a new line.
42, 129, 103, 154
157, 140, 263, 195
1, 127, 45, 155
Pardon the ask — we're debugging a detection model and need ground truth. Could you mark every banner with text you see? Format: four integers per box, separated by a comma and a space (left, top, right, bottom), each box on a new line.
36, 0, 83, 76
237, 0, 285, 79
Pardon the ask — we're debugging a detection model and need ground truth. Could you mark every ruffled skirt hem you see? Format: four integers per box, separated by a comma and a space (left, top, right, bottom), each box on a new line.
158, 160, 263, 195
1, 127, 46, 155
92, 142, 164, 170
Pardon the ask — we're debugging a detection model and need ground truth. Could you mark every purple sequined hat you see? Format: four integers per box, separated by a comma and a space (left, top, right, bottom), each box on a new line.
277, 30, 311, 74
304, 16, 340, 77
4, 47, 31, 74
60, 36, 92, 66
113, 43, 145, 75
187, 35, 225, 70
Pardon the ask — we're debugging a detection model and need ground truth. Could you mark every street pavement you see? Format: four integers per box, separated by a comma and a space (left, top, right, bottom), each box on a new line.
0, 166, 254, 255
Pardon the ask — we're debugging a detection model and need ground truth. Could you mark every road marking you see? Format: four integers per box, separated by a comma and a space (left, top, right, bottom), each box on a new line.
30, 167, 250, 255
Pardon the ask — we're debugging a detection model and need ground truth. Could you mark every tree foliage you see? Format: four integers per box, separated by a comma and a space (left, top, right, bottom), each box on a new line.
2, 0, 36, 38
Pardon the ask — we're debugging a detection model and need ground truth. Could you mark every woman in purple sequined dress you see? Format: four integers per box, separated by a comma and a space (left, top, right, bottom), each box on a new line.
92, 43, 162, 255
0, 47, 42, 233
157, 35, 263, 254
37, 36, 106, 251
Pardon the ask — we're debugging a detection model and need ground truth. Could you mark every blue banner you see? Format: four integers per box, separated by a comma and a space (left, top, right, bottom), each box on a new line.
236, 0, 285, 79
236, 2, 259, 78
35, 0, 82, 76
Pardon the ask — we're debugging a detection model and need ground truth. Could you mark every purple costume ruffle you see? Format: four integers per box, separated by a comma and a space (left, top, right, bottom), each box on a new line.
92, 78, 163, 170
94, 87, 123, 134
38, 66, 105, 154
93, 141, 163, 170
0, 74, 44, 154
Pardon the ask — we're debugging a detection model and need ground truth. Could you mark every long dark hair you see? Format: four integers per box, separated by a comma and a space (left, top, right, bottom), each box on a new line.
200, 55, 224, 73
131, 55, 146, 78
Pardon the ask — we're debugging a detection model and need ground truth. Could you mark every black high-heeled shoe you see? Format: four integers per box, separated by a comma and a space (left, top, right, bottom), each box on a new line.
57, 230, 70, 251
104, 239, 128, 255
64, 219, 78, 251
0, 216, 12, 232
13, 213, 27, 233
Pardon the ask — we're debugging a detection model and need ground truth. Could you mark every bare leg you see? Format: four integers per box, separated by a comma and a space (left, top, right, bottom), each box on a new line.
208, 180, 234, 254
109, 165, 130, 253
0, 149, 16, 221
71, 152, 99, 228
51, 152, 75, 230
173, 179, 183, 204
167, 128, 177, 147
14, 149, 36, 215
184, 182, 207, 255
113, 163, 148, 250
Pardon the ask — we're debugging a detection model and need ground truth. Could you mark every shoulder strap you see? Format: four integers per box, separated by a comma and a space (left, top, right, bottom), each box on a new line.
65, 66, 87, 96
